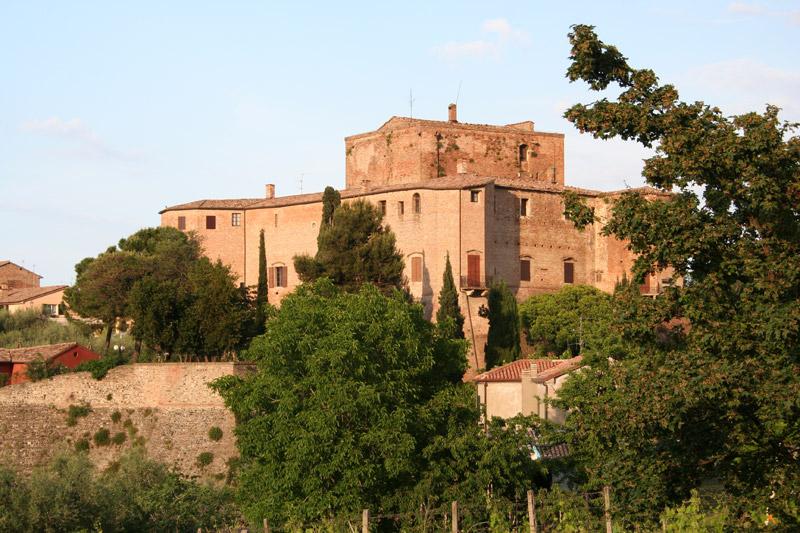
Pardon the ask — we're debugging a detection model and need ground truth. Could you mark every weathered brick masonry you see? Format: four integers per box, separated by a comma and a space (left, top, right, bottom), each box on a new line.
0, 363, 252, 478
161, 105, 672, 371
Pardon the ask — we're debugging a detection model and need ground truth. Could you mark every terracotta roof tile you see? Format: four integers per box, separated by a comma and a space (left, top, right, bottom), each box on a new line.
0, 285, 67, 305
0, 342, 79, 363
474, 356, 583, 383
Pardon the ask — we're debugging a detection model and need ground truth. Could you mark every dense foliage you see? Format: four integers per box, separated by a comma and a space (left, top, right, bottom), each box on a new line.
0, 450, 237, 533
435, 253, 465, 339
519, 284, 618, 357
254, 229, 268, 335
67, 227, 254, 359
294, 200, 405, 292
320, 185, 342, 228
214, 280, 548, 528
484, 280, 521, 369
556, 24, 800, 527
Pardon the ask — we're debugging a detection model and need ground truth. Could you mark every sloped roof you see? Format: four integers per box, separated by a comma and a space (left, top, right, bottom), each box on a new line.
0, 261, 43, 278
474, 356, 583, 384
0, 285, 67, 305
0, 342, 79, 363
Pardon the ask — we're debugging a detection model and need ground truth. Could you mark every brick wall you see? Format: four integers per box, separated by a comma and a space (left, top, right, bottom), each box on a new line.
0, 363, 252, 478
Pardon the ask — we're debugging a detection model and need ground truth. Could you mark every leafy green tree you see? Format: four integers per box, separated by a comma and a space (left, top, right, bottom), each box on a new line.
254, 229, 268, 335
175, 259, 251, 360
484, 280, 520, 369
519, 284, 619, 357
213, 280, 546, 527
555, 24, 800, 527
294, 199, 405, 292
320, 185, 341, 227
64, 251, 146, 352
435, 253, 465, 339
128, 277, 186, 356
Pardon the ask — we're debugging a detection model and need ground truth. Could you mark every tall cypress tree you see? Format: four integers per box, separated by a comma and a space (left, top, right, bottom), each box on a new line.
321, 186, 341, 228
254, 229, 268, 334
484, 280, 520, 369
435, 253, 465, 339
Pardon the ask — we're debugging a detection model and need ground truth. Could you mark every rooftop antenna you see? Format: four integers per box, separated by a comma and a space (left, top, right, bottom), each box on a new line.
299, 173, 305, 194
409, 89, 415, 119
455, 80, 463, 105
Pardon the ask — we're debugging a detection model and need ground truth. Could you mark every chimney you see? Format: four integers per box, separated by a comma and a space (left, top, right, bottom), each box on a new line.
265, 184, 275, 199
448, 103, 457, 123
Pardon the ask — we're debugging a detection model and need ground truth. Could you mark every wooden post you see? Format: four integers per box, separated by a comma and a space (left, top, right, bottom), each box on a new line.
603, 485, 612, 533
362, 509, 370, 533
451, 501, 459, 533
527, 490, 537, 533
263, 518, 270, 533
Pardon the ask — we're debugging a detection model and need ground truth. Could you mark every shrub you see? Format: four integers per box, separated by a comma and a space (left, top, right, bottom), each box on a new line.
111, 432, 126, 446
93, 428, 111, 446
110, 410, 122, 423
75, 352, 127, 380
196, 452, 214, 468
0, 374, 7, 387
25, 358, 67, 382
66, 403, 91, 427
208, 426, 223, 441
74, 439, 90, 452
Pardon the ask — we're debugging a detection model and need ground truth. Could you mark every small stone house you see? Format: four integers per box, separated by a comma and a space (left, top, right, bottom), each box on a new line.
474, 356, 583, 424
0, 343, 101, 386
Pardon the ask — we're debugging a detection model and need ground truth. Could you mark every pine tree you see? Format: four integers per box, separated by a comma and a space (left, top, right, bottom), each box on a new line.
435, 253, 465, 339
484, 280, 520, 369
254, 229, 268, 334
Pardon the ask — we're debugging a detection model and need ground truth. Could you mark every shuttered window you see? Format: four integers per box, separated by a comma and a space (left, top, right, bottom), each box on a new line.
206, 216, 216, 229
520, 259, 531, 282
564, 262, 574, 284
177, 216, 186, 230
411, 257, 422, 282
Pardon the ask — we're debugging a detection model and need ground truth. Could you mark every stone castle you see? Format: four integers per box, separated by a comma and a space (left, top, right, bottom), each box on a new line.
161, 105, 669, 370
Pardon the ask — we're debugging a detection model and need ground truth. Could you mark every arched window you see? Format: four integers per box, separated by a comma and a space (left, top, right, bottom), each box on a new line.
519, 144, 528, 163
412, 193, 421, 214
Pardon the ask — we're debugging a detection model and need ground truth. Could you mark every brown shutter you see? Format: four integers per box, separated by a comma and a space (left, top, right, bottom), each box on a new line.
280, 267, 288, 287
177, 216, 186, 230
564, 262, 574, 284
206, 215, 216, 229
268, 267, 275, 288
467, 254, 481, 287
411, 257, 422, 282
520, 259, 531, 282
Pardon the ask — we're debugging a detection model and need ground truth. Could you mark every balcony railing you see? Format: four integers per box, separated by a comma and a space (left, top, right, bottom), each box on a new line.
460, 275, 495, 290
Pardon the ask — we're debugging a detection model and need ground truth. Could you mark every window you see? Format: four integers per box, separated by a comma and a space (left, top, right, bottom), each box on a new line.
398, 201, 404, 216
470, 190, 480, 203
520, 198, 528, 217
231, 213, 241, 226
206, 216, 216, 230
177, 216, 186, 230
467, 254, 481, 287
412, 193, 421, 214
268, 265, 288, 288
42, 304, 58, 316
379, 200, 387, 215
411, 256, 422, 283
520, 259, 531, 282
274, 213, 278, 227
519, 144, 528, 163
564, 261, 574, 284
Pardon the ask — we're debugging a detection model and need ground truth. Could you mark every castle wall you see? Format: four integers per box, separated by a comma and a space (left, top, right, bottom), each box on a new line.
0, 363, 252, 478
345, 120, 564, 189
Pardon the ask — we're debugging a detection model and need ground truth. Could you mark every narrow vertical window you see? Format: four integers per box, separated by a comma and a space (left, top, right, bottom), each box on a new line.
231, 213, 241, 226
520, 198, 528, 217
519, 144, 528, 163
564, 261, 574, 284
470, 190, 480, 203
411, 257, 422, 282
520, 259, 531, 282
379, 200, 387, 215
206, 216, 216, 230
177, 216, 186, 230
398, 201, 404, 216
412, 193, 421, 214
274, 213, 278, 227
467, 254, 481, 287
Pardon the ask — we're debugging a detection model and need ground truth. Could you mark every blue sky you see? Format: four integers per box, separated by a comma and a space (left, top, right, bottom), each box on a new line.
1, 1, 798, 284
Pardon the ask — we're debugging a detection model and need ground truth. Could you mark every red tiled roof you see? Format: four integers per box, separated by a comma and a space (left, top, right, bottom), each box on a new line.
0, 342, 79, 363
0, 285, 67, 305
474, 356, 583, 384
